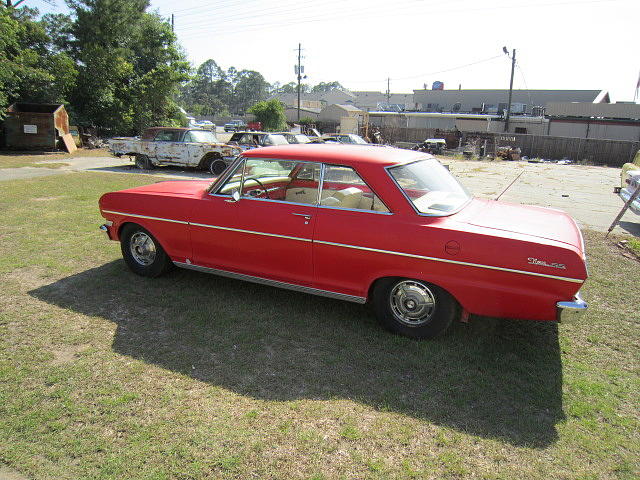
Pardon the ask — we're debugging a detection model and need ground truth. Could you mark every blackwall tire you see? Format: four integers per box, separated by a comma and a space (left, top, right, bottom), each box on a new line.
372, 278, 458, 339
135, 154, 153, 170
209, 159, 227, 175
120, 224, 173, 278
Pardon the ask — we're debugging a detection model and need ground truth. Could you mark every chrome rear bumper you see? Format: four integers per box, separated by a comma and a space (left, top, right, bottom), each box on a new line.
557, 292, 587, 323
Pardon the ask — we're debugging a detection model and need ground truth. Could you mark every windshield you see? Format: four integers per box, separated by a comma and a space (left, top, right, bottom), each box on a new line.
348, 135, 368, 144
266, 134, 289, 145
189, 130, 218, 143
388, 158, 471, 215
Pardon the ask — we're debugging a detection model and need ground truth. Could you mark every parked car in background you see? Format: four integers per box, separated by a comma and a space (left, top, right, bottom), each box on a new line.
323, 133, 368, 145
193, 120, 215, 130
413, 138, 447, 155
279, 132, 313, 144
227, 131, 289, 150
247, 121, 262, 131
99, 144, 588, 339
108, 127, 241, 175
224, 119, 246, 132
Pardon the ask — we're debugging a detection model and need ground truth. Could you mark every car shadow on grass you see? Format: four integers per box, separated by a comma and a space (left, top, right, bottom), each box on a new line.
30, 260, 564, 448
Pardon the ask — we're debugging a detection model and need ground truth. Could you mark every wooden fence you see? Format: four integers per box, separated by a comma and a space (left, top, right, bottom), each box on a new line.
374, 126, 638, 167
491, 133, 639, 167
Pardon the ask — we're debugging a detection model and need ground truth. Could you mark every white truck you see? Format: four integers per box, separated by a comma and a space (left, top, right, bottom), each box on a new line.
108, 127, 242, 175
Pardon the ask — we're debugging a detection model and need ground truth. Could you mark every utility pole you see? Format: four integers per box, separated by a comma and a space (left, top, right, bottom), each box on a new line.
171, 14, 174, 32
386, 78, 391, 104
296, 43, 303, 122
504, 48, 516, 133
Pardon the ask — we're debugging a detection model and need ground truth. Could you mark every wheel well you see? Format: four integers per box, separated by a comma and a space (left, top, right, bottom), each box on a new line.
367, 276, 402, 302
117, 221, 136, 239
198, 152, 222, 168
367, 276, 460, 308
117, 221, 171, 255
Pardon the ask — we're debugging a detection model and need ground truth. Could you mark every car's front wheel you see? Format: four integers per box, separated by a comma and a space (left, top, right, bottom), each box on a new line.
120, 224, 173, 277
372, 278, 458, 339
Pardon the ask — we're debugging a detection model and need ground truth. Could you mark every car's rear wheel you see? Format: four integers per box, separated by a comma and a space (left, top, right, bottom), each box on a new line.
134, 154, 153, 170
372, 278, 458, 339
120, 224, 173, 277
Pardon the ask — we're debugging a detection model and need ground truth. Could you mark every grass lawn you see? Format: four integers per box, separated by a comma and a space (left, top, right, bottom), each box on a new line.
0, 172, 638, 479
0, 149, 110, 169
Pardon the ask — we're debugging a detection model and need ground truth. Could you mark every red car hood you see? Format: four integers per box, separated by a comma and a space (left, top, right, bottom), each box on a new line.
124, 180, 212, 197
459, 199, 584, 250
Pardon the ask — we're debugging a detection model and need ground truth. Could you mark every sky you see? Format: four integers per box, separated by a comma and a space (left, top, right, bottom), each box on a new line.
28, 0, 640, 102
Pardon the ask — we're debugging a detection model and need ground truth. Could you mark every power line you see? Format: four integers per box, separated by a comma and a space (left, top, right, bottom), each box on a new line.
175, 0, 427, 31
176, 0, 623, 40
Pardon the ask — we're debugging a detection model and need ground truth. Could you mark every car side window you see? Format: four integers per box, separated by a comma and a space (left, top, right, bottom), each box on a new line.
155, 130, 180, 142
321, 165, 389, 212
216, 158, 321, 206
183, 132, 194, 142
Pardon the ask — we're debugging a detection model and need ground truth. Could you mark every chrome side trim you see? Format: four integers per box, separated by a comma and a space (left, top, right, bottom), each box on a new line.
189, 222, 312, 243
173, 262, 367, 304
101, 210, 189, 225
315, 239, 585, 284
104, 211, 584, 284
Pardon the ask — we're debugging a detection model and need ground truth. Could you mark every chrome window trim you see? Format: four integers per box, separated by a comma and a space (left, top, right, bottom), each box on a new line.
314, 239, 584, 284
101, 210, 189, 225
226, 196, 318, 208
173, 261, 367, 304
104, 211, 584, 284
384, 159, 473, 217
208, 155, 244, 194
317, 205, 393, 215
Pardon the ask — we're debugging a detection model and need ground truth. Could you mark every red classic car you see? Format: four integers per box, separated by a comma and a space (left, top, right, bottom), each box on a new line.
99, 144, 588, 339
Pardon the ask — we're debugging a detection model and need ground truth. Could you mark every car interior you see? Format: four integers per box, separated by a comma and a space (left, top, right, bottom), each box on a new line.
215, 159, 389, 212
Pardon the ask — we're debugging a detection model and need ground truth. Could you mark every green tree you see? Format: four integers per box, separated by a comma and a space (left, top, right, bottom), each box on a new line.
66, 0, 188, 134
277, 81, 309, 94
248, 99, 287, 132
0, 6, 77, 118
232, 70, 269, 114
311, 81, 344, 93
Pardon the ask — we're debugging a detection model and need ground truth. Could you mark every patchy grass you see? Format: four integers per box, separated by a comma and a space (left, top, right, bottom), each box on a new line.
625, 238, 640, 257
0, 172, 638, 479
0, 149, 110, 169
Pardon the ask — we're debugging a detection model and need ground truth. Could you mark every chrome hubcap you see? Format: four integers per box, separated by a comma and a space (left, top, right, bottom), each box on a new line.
389, 280, 436, 327
130, 232, 156, 266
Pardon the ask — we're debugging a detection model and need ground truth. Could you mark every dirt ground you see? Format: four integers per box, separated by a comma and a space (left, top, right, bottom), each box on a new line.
0, 150, 637, 235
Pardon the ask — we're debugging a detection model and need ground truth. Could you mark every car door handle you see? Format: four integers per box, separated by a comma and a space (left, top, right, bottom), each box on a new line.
291, 213, 312, 224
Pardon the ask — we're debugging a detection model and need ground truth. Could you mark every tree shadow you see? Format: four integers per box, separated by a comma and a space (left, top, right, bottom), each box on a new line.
30, 261, 564, 448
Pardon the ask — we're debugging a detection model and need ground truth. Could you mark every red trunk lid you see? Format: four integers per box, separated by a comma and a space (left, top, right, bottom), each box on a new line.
461, 199, 584, 250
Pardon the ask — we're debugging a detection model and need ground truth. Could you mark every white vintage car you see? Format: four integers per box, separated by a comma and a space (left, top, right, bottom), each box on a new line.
619, 151, 640, 214
108, 127, 242, 175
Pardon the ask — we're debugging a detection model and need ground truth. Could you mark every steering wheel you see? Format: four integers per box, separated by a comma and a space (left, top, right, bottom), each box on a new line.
243, 177, 269, 199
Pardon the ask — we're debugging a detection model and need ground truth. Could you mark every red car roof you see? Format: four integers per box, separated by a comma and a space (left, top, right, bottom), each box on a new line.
241, 144, 430, 169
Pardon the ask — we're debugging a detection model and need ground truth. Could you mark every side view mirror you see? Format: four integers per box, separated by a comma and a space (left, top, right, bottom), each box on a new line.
231, 190, 241, 202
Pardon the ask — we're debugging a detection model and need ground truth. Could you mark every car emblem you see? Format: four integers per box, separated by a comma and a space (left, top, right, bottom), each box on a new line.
527, 257, 566, 269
